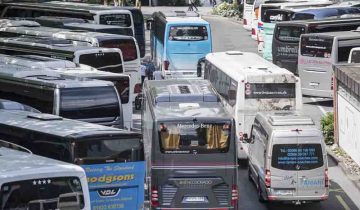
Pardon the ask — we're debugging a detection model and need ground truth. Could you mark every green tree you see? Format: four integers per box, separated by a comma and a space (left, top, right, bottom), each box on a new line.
320, 112, 334, 145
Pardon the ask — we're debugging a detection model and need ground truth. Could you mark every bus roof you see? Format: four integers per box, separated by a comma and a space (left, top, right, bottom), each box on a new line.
275, 16, 360, 26
205, 51, 294, 81
145, 79, 231, 120
0, 146, 84, 179
0, 109, 141, 139
64, 22, 128, 30
0, 54, 78, 68
50, 66, 130, 79
0, 65, 114, 88
301, 30, 360, 39
165, 17, 209, 24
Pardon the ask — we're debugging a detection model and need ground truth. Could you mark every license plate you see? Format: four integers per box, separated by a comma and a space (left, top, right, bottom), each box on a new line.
274, 190, 294, 196
183, 196, 208, 203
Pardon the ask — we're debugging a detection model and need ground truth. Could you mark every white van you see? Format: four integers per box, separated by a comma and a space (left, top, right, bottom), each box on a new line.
247, 112, 329, 204
0, 141, 90, 210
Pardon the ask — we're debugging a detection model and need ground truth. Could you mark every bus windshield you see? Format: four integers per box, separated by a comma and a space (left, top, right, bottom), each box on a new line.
300, 36, 333, 58
78, 52, 123, 73
276, 26, 305, 42
244, 83, 296, 111
1, 177, 84, 210
59, 87, 120, 120
75, 138, 143, 163
158, 122, 231, 154
169, 26, 208, 41
99, 14, 132, 27
100, 39, 137, 62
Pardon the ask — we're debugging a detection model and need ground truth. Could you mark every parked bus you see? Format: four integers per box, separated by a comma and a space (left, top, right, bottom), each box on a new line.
33, 16, 134, 36
0, 141, 91, 210
46, 1, 146, 57
0, 36, 124, 74
200, 51, 302, 160
0, 1, 135, 37
298, 31, 360, 98
0, 109, 145, 210
273, 17, 360, 74
151, 11, 212, 79
257, 1, 334, 53
142, 79, 238, 210
0, 23, 141, 101
0, 66, 124, 128
243, 0, 255, 30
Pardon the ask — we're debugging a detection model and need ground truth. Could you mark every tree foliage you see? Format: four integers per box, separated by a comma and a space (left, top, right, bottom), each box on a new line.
320, 112, 334, 145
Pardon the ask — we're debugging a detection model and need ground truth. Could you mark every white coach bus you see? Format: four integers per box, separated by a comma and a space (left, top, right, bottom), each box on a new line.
200, 51, 303, 160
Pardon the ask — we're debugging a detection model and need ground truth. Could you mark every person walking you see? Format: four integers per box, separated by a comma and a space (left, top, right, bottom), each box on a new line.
188, 0, 198, 12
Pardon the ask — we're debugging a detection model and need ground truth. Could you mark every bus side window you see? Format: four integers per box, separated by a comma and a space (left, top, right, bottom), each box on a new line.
32, 140, 72, 162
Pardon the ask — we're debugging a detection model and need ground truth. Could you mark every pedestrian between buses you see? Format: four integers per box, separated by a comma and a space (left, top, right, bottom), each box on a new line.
198, 51, 302, 160
142, 79, 238, 210
0, 141, 91, 210
150, 11, 212, 79
0, 109, 145, 210
298, 30, 360, 98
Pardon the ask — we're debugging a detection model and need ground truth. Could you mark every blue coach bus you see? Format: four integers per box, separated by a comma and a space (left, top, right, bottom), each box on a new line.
150, 11, 212, 79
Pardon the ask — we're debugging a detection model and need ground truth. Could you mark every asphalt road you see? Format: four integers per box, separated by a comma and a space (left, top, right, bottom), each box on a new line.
201, 15, 359, 210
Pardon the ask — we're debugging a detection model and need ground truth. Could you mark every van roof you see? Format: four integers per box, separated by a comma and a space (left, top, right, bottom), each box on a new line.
50, 67, 130, 79
144, 79, 231, 120
0, 65, 114, 88
206, 51, 295, 82
0, 109, 140, 139
301, 30, 360, 39
0, 146, 84, 179
64, 22, 126, 30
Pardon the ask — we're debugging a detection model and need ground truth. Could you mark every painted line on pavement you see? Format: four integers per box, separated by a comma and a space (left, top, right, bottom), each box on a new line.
336, 195, 351, 210
311, 97, 328, 115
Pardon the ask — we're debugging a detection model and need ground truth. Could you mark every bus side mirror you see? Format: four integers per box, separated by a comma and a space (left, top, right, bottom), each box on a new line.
146, 18, 153, 30
197, 57, 205, 77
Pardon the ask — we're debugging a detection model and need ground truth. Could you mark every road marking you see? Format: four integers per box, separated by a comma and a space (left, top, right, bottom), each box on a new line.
336, 195, 351, 210
311, 97, 328, 115
330, 188, 345, 193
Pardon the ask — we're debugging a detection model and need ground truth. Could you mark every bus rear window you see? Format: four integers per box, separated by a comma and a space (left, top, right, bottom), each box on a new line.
113, 77, 130, 104
158, 122, 231, 154
75, 138, 143, 164
1, 177, 84, 210
60, 87, 120, 120
261, 6, 280, 22
291, 13, 315, 20
99, 14, 132, 27
100, 39, 137, 62
79, 52, 123, 73
276, 26, 305, 42
169, 26, 208, 41
272, 144, 324, 170
350, 50, 360, 63
300, 36, 333, 58
101, 28, 133, 36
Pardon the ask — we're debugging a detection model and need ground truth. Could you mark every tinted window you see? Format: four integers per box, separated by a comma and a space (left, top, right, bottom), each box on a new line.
100, 28, 133, 36
263, 10, 293, 23
99, 14, 132, 27
276, 26, 305, 42
169, 26, 208, 41
79, 52, 123, 73
75, 138, 144, 164
1, 177, 84, 210
272, 144, 324, 170
338, 45, 360, 62
350, 50, 360, 63
300, 36, 333, 58
100, 39, 137, 62
158, 122, 231, 154
209, 64, 237, 106
291, 13, 315, 20
261, 6, 280, 22
59, 87, 120, 120
113, 77, 130, 104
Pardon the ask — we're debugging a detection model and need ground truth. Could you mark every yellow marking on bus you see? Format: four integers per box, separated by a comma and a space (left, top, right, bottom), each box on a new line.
336, 195, 351, 210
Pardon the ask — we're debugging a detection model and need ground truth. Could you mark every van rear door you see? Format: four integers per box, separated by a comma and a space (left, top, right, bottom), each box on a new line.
295, 130, 327, 199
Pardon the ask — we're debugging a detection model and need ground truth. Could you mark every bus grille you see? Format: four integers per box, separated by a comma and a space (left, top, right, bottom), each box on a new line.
161, 185, 177, 206
213, 184, 229, 205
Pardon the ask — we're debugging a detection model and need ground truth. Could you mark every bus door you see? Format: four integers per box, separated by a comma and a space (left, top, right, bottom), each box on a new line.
77, 137, 145, 210
151, 120, 238, 209
298, 36, 334, 97
166, 24, 211, 76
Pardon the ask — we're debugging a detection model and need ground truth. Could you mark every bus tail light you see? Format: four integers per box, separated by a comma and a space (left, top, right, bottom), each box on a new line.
151, 186, 159, 207
163, 60, 170, 71
258, 22, 263, 29
265, 169, 271, 188
252, 28, 256, 35
325, 169, 329, 187
231, 185, 238, 207
243, 19, 247, 25
134, 83, 142, 94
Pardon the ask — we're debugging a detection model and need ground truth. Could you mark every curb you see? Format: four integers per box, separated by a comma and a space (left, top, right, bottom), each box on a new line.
326, 146, 360, 192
